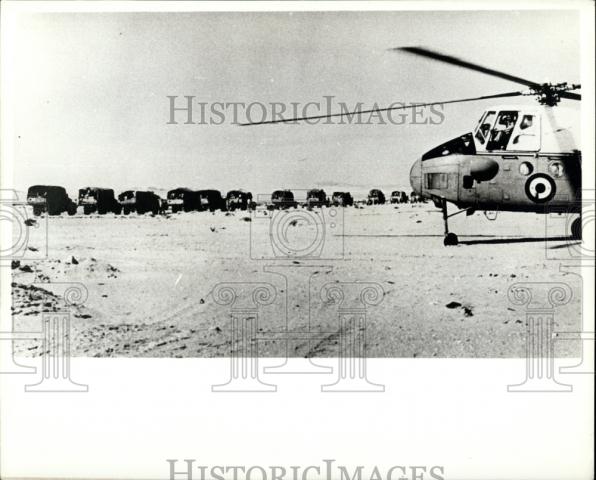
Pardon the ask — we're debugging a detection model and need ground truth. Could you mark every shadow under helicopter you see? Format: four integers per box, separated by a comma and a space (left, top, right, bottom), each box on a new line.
343, 233, 578, 246
458, 235, 577, 246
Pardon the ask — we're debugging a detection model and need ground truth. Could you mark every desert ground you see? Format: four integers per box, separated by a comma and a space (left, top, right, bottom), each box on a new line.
10, 202, 583, 358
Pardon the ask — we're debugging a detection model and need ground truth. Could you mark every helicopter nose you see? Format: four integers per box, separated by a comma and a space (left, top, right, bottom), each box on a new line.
409, 158, 423, 195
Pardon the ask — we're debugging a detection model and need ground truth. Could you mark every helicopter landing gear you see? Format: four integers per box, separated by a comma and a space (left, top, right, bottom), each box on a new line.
440, 198, 459, 246
444, 232, 459, 246
436, 198, 477, 246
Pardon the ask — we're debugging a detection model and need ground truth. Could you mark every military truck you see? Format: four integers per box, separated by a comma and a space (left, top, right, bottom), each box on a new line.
409, 191, 426, 203
306, 189, 329, 208
118, 190, 161, 215
367, 189, 386, 205
331, 191, 354, 207
78, 187, 122, 214
270, 190, 298, 210
390, 190, 409, 204
27, 185, 77, 216
225, 190, 253, 211
196, 190, 225, 212
167, 188, 199, 213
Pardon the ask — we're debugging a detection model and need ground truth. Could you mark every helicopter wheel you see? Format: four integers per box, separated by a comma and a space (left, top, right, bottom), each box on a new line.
444, 232, 459, 246
570, 217, 582, 240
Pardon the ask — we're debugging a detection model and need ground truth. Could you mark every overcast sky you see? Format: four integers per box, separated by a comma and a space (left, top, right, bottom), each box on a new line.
11, 9, 580, 197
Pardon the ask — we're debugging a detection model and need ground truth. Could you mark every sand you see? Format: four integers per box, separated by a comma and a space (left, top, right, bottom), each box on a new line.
10, 202, 583, 358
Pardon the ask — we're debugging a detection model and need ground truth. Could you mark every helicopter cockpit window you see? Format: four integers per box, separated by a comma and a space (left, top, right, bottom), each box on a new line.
474, 111, 495, 144
486, 111, 518, 150
509, 114, 540, 151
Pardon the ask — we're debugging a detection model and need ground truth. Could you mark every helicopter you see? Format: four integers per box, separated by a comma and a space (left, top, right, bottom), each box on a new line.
241, 47, 582, 246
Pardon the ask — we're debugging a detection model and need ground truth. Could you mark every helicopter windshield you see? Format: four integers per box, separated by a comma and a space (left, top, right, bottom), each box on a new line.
474, 109, 541, 152
474, 111, 496, 145
486, 111, 518, 150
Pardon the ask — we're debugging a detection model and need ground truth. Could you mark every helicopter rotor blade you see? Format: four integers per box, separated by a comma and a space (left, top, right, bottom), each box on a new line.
559, 91, 581, 101
393, 46, 541, 88
239, 91, 524, 126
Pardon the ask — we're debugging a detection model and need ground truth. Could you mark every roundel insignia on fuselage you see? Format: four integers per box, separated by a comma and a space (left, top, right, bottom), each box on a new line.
525, 173, 556, 203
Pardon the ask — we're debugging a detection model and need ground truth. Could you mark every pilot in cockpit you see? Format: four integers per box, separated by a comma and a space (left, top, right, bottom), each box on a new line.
487, 112, 517, 150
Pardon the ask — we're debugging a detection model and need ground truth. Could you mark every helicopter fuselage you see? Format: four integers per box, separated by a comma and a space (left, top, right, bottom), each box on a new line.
409, 105, 581, 214
410, 149, 581, 213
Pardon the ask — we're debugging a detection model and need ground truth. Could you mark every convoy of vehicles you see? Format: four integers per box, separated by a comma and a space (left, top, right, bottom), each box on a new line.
25, 185, 416, 217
